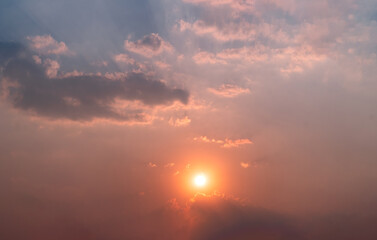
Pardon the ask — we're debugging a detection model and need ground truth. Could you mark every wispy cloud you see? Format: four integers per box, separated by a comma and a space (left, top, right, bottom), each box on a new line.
164, 163, 175, 168
178, 20, 257, 42
182, 0, 254, 12
208, 84, 250, 98
192, 51, 226, 65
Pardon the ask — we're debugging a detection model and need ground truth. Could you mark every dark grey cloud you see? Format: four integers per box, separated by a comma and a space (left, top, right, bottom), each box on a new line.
0, 42, 189, 121
187, 195, 302, 240
138, 33, 163, 51
0, 42, 25, 64
135, 194, 302, 240
143, 194, 377, 240
124, 33, 173, 57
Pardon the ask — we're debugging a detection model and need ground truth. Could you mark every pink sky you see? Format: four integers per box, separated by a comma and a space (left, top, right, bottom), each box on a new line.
1, 0, 377, 239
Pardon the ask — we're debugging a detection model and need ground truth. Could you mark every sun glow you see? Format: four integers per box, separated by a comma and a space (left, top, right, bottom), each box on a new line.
194, 174, 207, 187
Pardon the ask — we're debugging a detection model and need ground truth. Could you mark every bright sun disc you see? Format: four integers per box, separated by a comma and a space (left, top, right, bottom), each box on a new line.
194, 174, 207, 187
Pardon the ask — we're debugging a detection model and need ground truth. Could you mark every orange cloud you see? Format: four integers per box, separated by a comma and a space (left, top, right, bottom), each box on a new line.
194, 136, 253, 148
164, 163, 175, 168
223, 138, 253, 148
168, 116, 191, 127
148, 162, 157, 168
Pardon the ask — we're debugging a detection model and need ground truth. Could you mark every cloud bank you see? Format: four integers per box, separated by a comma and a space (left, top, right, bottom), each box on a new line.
0, 42, 189, 122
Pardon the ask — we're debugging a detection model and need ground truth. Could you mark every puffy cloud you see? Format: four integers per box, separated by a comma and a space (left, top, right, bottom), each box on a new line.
43, 58, 60, 78
208, 84, 250, 98
0, 42, 189, 122
32, 55, 42, 64
124, 33, 173, 57
27, 35, 73, 55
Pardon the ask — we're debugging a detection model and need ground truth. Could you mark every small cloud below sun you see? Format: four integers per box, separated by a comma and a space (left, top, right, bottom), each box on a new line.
240, 162, 250, 168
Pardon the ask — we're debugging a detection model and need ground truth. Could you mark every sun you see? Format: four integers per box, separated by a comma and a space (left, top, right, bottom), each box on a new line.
194, 173, 207, 187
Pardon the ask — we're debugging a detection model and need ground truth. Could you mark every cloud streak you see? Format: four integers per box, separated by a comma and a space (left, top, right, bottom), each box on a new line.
194, 136, 253, 148
208, 84, 250, 98
182, 0, 254, 13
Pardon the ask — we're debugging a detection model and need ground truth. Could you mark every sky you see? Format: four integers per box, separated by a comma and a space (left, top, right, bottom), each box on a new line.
1, 0, 377, 239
